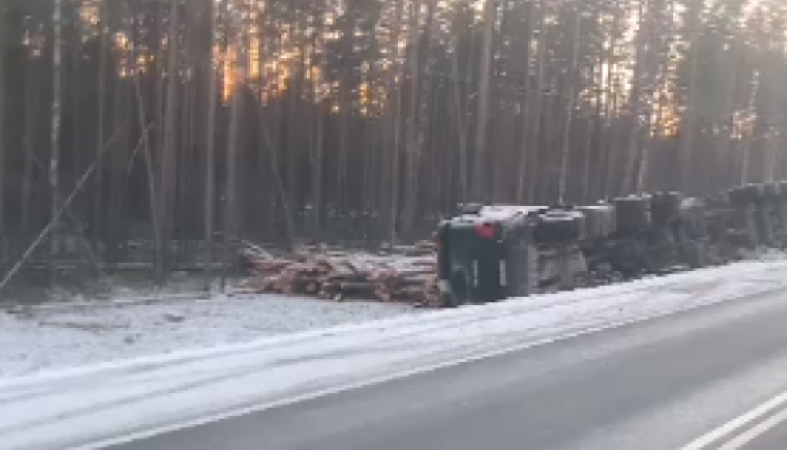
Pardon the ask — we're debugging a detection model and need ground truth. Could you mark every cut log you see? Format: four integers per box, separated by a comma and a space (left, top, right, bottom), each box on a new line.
239, 244, 438, 306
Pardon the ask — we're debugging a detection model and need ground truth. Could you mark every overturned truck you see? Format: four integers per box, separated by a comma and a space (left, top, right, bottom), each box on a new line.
435, 204, 539, 307
586, 192, 710, 279
723, 182, 787, 251
436, 192, 713, 307
436, 204, 598, 306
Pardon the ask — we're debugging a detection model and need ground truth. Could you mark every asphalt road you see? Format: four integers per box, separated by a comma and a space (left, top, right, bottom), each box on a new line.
105, 290, 787, 450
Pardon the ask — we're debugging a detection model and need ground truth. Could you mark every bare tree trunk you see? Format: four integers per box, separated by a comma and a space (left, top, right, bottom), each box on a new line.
222, 9, 248, 290
107, 61, 129, 265
403, 0, 435, 237
450, 32, 469, 202
388, 0, 414, 243
22, 61, 39, 233
401, 0, 422, 235
287, 21, 307, 239
49, 0, 64, 275
764, 128, 777, 182
306, 5, 323, 238
621, 0, 646, 195
222, 89, 241, 291
635, 0, 659, 194
159, 0, 180, 281
203, 0, 218, 291
718, 42, 742, 190
762, 51, 779, 183
641, 89, 665, 193
381, 0, 404, 239
527, 1, 547, 203
180, 2, 199, 247
516, 1, 536, 203
557, 9, 581, 204
310, 107, 325, 236
581, 54, 604, 202
132, 72, 161, 282
389, 86, 403, 243
741, 71, 760, 184
94, 2, 109, 251
540, 83, 557, 201
680, 2, 700, 192
149, 2, 167, 281
336, 63, 351, 229
0, 5, 5, 253
600, 21, 619, 199
472, 0, 497, 201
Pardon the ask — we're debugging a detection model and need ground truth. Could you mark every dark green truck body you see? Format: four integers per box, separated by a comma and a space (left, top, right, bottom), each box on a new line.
436, 206, 537, 307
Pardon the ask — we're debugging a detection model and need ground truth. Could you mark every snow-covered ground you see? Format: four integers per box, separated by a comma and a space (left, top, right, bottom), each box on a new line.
0, 294, 421, 378
4, 258, 787, 450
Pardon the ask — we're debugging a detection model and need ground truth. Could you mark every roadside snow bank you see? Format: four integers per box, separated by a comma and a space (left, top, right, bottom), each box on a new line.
0, 294, 420, 378
3, 259, 787, 450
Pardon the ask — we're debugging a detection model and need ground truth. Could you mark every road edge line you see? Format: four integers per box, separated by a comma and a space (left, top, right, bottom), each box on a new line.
681, 389, 787, 449
718, 406, 787, 449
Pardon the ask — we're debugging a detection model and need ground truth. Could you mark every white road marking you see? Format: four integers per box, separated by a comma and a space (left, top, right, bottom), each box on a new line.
718, 406, 787, 449
681, 389, 787, 450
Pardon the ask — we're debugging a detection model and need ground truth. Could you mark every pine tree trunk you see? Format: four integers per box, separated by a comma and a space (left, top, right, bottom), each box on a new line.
588, 59, 605, 201
762, 50, 779, 183
160, 0, 180, 279
622, 0, 646, 195
288, 28, 307, 238
402, 0, 429, 237
680, 1, 701, 192
581, 62, 600, 203
515, 1, 536, 203
0, 5, 5, 253
472, 0, 497, 201
203, 0, 218, 291
599, 21, 618, 199
222, 7, 250, 288
22, 60, 39, 234
132, 69, 161, 282
381, 0, 404, 240
308, 4, 325, 238
450, 33, 469, 202
527, 0, 547, 203
741, 71, 760, 184
222, 88, 241, 291
557, 10, 581, 204
49, 0, 64, 273
94, 1, 109, 251
718, 42, 742, 190
107, 62, 129, 265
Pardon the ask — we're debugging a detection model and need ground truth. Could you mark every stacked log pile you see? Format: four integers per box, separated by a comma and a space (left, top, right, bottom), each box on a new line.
240, 241, 442, 307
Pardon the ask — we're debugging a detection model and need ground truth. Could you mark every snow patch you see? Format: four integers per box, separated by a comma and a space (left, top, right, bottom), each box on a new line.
0, 294, 421, 378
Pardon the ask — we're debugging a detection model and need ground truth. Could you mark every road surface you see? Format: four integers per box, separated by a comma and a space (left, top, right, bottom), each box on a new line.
105, 290, 787, 450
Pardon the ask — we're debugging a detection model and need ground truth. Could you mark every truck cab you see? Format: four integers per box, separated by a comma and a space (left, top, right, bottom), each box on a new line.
436, 205, 539, 307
